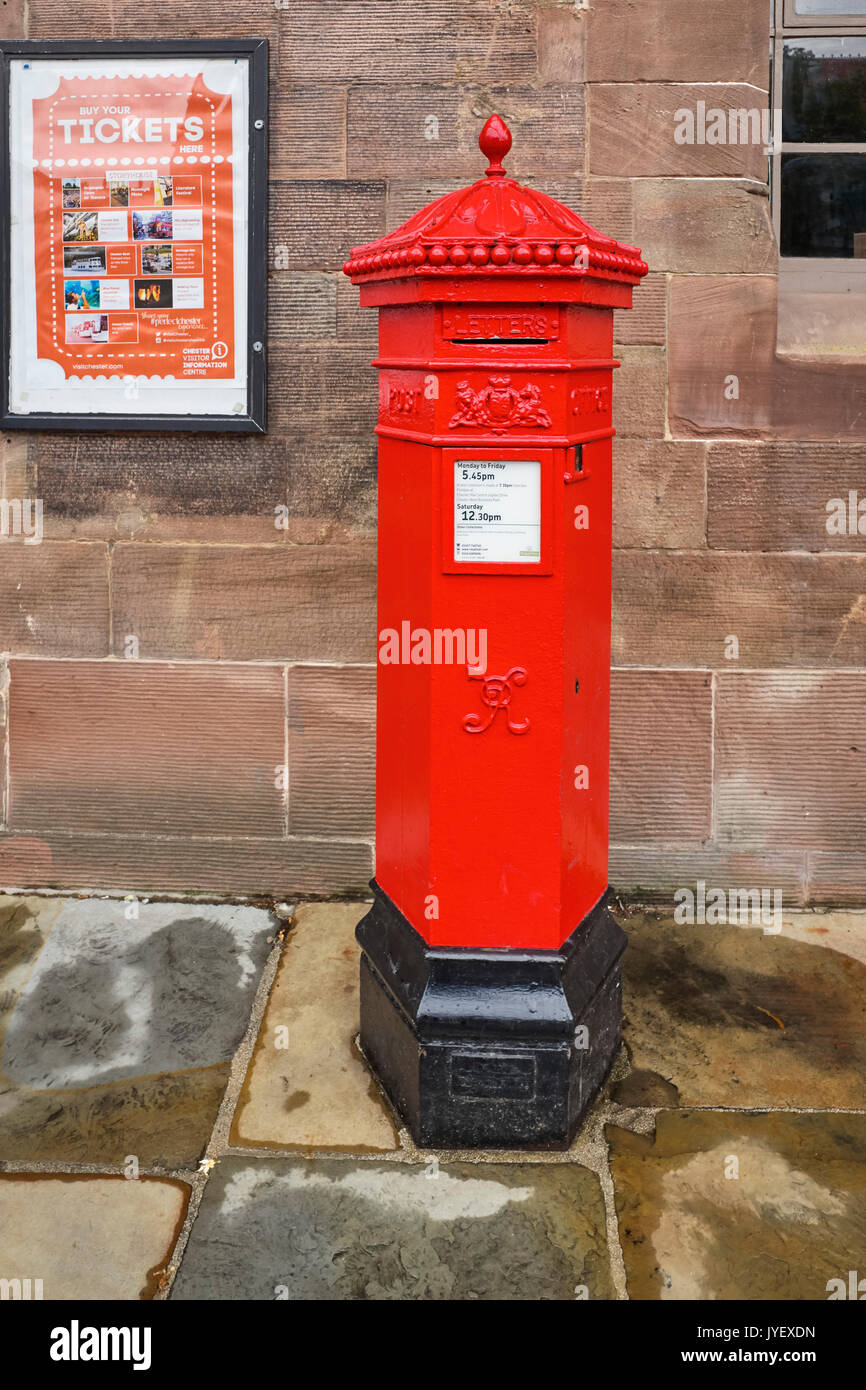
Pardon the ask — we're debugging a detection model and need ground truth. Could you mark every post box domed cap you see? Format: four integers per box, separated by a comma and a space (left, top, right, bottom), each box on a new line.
342, 114, 648, 284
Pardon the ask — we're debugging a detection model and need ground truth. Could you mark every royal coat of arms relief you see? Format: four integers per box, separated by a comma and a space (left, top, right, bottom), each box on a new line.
448, 375, 552, 433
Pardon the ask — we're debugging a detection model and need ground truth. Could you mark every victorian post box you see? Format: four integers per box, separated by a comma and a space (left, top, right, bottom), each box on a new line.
342, 115, 648, 1148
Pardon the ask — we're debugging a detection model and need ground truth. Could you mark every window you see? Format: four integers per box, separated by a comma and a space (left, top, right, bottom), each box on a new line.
784, 0, 866, 29
773, 1, 866, 257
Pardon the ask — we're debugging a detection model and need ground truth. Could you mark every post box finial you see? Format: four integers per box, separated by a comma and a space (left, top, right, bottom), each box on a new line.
479, 113, 512, 178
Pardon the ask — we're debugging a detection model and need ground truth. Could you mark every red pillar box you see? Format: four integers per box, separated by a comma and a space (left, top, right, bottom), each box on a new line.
343, 115, 648, 1148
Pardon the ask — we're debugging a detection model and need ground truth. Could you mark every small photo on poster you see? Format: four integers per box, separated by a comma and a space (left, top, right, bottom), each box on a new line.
141, 243, 173, 275
62, 211, 99, 242
65, 313, 108, 345
134, 277, 173, 308
61, 178, 81, 209
110, 180, 129, 208
133, 210, 173, 241
63, 245, 107, 275
64, 279, 100, 311
155, 175, 173, 207
97, 210, 130, 242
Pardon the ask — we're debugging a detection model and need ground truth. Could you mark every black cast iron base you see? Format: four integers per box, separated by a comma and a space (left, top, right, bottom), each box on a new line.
356, 882, 626, 1149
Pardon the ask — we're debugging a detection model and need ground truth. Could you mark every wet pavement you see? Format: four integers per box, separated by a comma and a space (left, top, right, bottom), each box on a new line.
609, 1110, 866, 1301
0, 895, 864, 1300
172, 1157, 613, 1301
0, 898, 273, 1167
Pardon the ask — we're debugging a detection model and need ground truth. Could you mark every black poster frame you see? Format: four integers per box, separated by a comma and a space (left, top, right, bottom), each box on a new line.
0, 37, 268, 433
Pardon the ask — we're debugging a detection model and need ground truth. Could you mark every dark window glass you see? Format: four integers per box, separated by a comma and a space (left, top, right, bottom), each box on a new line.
780, 152, 866, 254
783, 38, 866, 141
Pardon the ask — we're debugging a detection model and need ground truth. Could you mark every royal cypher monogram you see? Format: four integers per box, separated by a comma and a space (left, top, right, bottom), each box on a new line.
462, 666, 530, 736
449, 375, 552, 433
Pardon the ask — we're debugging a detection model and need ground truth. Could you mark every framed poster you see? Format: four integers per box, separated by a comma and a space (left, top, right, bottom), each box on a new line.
0, 39, 267, 432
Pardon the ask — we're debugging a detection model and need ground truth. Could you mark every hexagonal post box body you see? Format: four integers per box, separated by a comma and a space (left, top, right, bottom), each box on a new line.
343, 116, 648, 1148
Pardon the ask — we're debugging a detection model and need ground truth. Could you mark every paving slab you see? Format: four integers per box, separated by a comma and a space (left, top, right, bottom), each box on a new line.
0, 1174, 189, 1300
171, 1156, 614, 1300
0, 897, 274, 1167
783, 911, 866, 966
609, 1110, 866, 1301
618, 911, 866, 1109
231, 902, 398, 1152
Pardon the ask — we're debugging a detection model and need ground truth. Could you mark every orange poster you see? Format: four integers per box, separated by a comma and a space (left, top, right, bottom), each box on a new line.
8, 57, 252, 421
